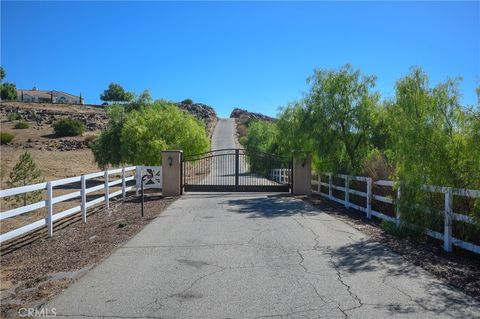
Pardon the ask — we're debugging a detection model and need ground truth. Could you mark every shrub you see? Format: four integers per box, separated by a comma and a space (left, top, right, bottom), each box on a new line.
239, 136, 248, 146
7, 112, 21, 121
0, 132, 14, 144
7, 151, 43, 206
117, 219, 129, 228
53, 118, 85, 136
181, 98, 193, 105
0, 82, 17, 101
14, 121, 29, 129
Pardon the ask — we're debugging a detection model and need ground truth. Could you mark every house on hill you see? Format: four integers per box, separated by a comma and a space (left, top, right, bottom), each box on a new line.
16, 87, 84, 104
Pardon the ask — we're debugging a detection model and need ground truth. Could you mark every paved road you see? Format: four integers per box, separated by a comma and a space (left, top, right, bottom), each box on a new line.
48, 120, 480, 318
211, 118, 237, 150
189, 118, 282, 187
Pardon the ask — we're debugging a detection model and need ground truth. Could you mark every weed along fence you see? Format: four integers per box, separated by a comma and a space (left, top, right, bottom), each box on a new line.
0, 166, 162, 245
312, 173, 480, 254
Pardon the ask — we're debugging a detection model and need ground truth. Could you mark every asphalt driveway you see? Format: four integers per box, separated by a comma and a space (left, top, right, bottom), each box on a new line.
48, 192, 480, 318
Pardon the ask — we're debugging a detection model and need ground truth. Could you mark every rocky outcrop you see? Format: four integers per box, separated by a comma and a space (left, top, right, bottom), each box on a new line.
229, 108, 275, 122
176, 102, 218, 135
15, 139, 89, 151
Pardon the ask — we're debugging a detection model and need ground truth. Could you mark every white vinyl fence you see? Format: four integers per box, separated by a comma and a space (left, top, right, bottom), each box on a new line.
313, 173, 480, 254
0, 166, 162, 244
271, 169, 291, 184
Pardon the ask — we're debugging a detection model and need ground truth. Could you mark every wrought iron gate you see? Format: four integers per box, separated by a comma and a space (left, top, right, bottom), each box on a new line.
182, 148, 292, 192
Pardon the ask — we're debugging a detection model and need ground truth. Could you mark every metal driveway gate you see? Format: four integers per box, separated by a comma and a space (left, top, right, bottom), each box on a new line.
182, 148, 291, 192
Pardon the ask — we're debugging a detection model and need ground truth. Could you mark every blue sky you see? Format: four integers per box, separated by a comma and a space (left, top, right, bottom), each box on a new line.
1, 1, 479, 118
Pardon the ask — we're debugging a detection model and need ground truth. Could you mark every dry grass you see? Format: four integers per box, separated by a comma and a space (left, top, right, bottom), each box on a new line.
0, 117, 100, 190
1, 108, 104, 238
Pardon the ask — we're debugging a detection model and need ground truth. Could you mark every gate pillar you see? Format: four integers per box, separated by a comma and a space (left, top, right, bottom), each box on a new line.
293, 154, 311, 195
162, 150, 183, 197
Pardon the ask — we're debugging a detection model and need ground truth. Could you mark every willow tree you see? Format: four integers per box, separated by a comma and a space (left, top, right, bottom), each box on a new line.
301, 64, 380, 174
387, 68, 480, 226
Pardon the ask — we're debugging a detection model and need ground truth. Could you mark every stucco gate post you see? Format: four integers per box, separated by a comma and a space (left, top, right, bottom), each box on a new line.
161, 150, 183, 197
292, 153, 312, 195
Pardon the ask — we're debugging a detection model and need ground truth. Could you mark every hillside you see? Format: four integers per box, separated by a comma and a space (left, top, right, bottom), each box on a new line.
0, 101, 218, 187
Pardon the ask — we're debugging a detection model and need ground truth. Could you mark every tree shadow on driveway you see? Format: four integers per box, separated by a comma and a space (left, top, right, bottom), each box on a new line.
225, 195, 317, 218
226, 194, 480, 317
331, 239, 480, 317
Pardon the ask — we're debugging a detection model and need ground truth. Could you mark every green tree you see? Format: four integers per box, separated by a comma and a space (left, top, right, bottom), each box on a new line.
120, 103, 210, 165
386, 68, 480, 226
245, 120, 282, 174
308, 65, 379, 173
100, 83, 134, 103
92, 101, 210, 167
245, 120, 278, 155
91, 105, 127, 168
0, 66, 5, 82
275, 101, 313, 158
1, 82, 17, 101
125, 90, 153, 112
7, 152, 43, 206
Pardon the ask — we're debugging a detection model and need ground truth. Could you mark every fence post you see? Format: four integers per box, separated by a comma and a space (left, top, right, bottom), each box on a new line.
344, 176, 350, 208
366, 177, 372, 219
318, 174, 321, 194
81, 175, 86, 223
328, 173, 333, 200
395, 185, 401, 227
135, 166, 141, 196
121, 168, 126, 201
46, 182, 53, 237
444, 187, 453, 252
104, 170, 109, 210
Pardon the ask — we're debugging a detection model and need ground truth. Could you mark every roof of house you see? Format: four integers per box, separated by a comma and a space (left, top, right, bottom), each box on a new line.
18, 89, 52, 99
17, 88, 81, 99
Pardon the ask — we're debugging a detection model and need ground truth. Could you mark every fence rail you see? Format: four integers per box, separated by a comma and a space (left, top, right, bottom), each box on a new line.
312, 173, 480, 254
0, 166, 162, 244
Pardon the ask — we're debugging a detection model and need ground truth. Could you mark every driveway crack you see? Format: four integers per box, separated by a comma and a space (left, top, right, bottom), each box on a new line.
329, 254, 363, 315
